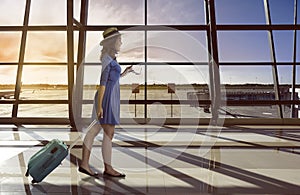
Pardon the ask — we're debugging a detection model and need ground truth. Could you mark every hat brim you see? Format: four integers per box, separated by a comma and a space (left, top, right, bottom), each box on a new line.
100, 33, 122, 46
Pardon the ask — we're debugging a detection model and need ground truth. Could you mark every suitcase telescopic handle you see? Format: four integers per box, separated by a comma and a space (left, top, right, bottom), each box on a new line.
68, 120, 98, 151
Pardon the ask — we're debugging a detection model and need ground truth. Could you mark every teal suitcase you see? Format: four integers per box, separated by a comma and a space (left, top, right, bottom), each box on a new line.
25, 139, 68, 183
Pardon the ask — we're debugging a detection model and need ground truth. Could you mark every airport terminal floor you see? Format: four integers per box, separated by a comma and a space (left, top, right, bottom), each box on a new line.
0, 124, 300, 194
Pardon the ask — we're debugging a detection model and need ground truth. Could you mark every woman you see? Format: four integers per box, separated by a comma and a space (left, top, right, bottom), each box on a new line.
78, 27, 132, 177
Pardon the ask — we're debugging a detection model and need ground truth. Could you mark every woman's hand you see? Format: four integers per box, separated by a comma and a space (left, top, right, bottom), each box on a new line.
97, 107, 103, 119
125, 65, 133, 73
121, 65, 133, 77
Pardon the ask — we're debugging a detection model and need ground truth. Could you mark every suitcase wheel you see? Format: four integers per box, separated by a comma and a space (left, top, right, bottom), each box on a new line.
31, 179, 38, 184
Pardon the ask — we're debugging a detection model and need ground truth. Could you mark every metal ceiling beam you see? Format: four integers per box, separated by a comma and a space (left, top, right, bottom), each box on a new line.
1, 24, 299, 32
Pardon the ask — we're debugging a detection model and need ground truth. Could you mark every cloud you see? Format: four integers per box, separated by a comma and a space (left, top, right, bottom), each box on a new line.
148, 0, 205, 24
218, 31, 271, 62
21, 66, 67, 84
24, 32, 67, 62
29, 0, 67, 25
0, 33, 21, 62
0, 32, 67, 63
0, 0, 26, 25
88, 0, 144, 25
0, 66, 18, 84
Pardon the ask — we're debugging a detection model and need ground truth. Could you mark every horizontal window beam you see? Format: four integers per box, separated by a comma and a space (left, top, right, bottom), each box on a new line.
2, 25, 299, 32
82, 25, 208, 31
0, 63, 69, 66
217, 24, 300, 31
2, 62, 300, 66
1, 118, 299, 126
0, 100, 68, 104
121, 100, 300, 106
0, 26, 67, 31
1, 100, 299, 105
0, 117, 69, 125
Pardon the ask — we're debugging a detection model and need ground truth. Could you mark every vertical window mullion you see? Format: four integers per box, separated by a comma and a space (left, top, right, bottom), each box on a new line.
291, 0, 298, 118
12, 0, 31, 118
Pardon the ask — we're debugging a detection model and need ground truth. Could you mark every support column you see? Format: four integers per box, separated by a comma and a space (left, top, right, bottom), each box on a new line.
144, 0, 148, 119
291, 0, 298, 118
12, 0, 31, 123
206, 0, 221, 122
73, 0, 89, 127
67, 0, 76, 127
264, 0, 283, 118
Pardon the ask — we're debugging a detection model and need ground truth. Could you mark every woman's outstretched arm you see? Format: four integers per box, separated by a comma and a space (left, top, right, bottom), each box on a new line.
120, 65, 133, 77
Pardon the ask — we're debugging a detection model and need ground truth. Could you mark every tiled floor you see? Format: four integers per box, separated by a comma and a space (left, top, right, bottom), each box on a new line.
0, 124, 300, 194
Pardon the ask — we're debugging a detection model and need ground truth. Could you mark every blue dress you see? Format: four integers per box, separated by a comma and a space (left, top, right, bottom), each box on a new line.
93, 54, 121, 125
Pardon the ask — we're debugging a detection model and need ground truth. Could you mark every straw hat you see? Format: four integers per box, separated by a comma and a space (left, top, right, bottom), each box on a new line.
100, 27, 121, 46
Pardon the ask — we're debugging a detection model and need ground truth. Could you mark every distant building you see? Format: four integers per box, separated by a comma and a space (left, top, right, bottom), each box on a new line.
0, 91, 15, 99
223, 84, 297, 101
187, 84, 299, 117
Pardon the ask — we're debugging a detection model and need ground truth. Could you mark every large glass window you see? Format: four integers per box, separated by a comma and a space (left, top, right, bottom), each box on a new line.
273, 31, 294, 62
18, 104, 68, 117
147, 31, 207, 62
88, 0, 144, 25
147, 65, 209, 88
118, 31, 145, 62
85, 31, 145, 63
24, 32, 67, 62
218, 31, 271, 62
0, 32, 22, 62
73, 0, 82, 22
29, 0, 67, 25
1, 0, 299, 123
219, 65, 281, 118
269, 0, 295, 24
278, 65, 293, 86
148, 0, 206, 25
215, 0, 266, 24
297, 66, 300, 84
297, 31, 300, 61
146, 65, 209, 118
0, 0, 26, 26
0, 65, 18, 86
19, 65, 68, 100
220, 65, 273, 85
298, 1, 300, 24
0, 65, 17, 117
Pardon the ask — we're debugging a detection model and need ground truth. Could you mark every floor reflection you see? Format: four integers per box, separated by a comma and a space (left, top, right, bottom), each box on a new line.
0, 125, 299, 194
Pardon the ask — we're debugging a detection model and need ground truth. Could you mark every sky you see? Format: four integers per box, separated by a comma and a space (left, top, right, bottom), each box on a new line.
0, 0, 299, 85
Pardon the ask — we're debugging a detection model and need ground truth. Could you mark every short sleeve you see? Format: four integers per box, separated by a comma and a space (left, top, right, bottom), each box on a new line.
100, 55, 113, 86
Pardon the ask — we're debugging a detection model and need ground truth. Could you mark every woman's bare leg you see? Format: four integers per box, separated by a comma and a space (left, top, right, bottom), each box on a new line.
80, 124, 101, 174
101, 124, 123, 175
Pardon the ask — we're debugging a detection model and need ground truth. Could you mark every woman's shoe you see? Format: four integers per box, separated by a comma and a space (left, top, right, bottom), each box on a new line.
103, 171, 126, 178
78, 167, 99, 177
